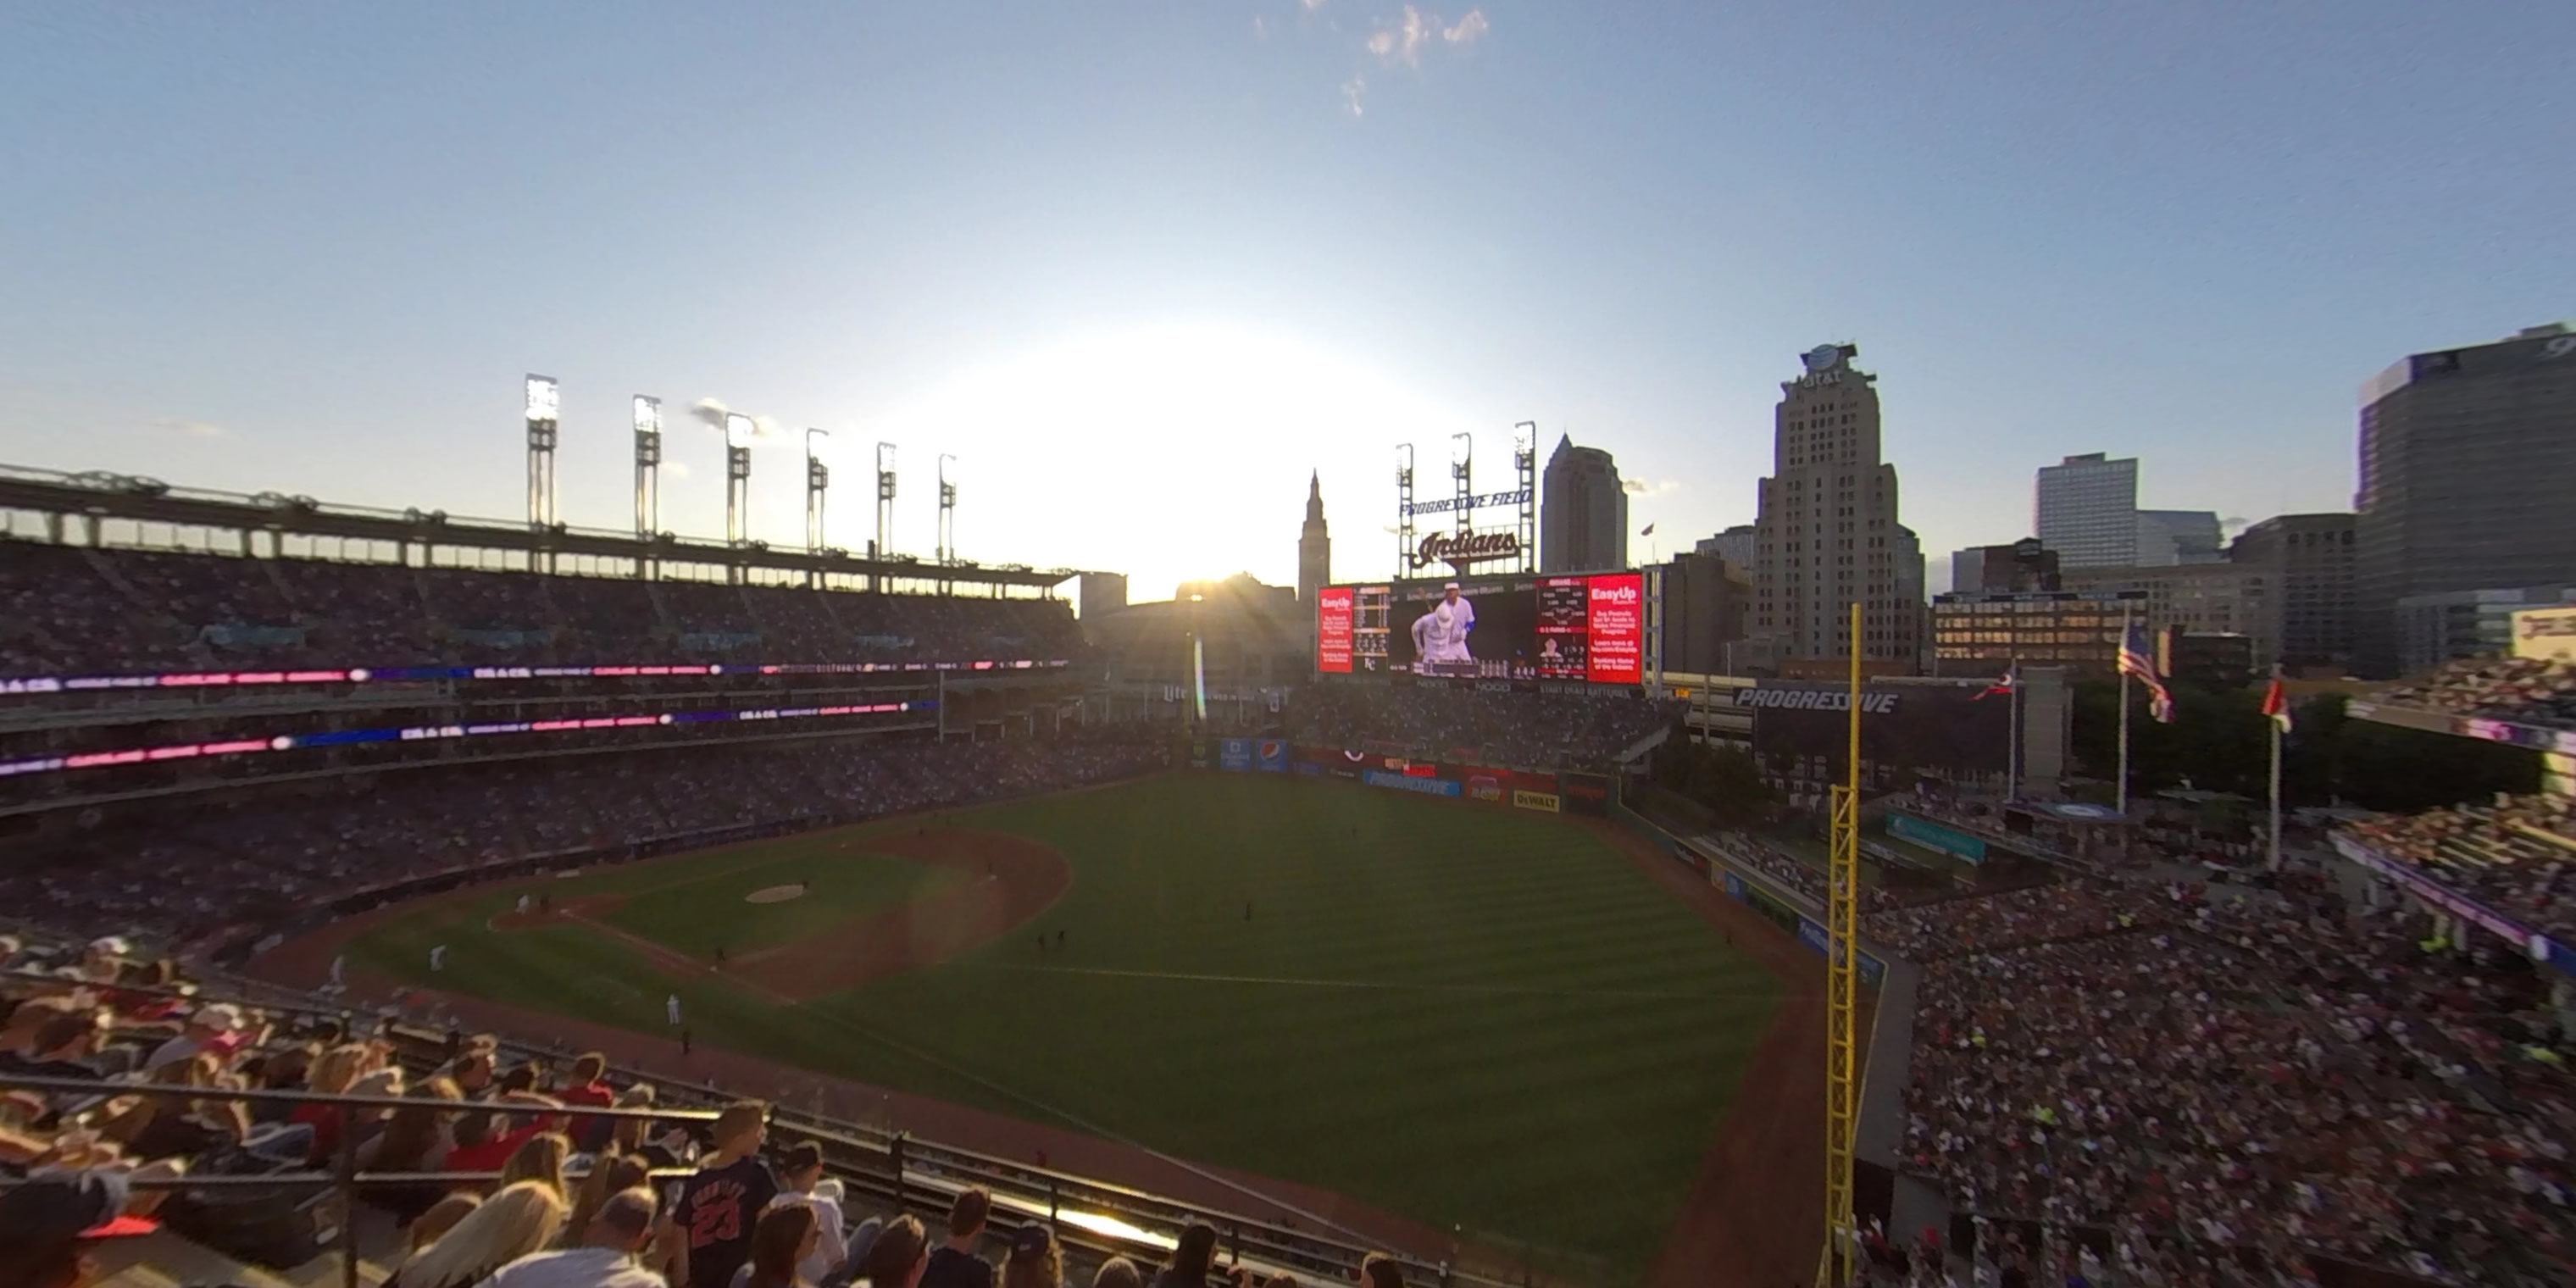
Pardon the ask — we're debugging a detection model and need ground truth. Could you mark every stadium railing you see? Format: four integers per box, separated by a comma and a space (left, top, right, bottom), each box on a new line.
0, 1074, 714, 1288
3, 969, 1487, 1288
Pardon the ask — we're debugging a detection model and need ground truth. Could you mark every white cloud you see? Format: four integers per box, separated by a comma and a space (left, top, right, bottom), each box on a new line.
1623, 478, 1681, 496
688, 397, 731, 431
1252, 14, 1269, 39
1367, 5, 1483, 68
1341, 75, 1367, 117
662, 460, 694, 480
1302, 0, 1324, 8
155, 418, 225, 439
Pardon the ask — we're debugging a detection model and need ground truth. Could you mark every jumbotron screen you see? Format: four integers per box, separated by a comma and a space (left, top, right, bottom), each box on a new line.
1314, 571, 1642, 685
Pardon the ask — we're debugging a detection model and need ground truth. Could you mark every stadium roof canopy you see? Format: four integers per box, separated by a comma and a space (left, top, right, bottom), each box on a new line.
0, 464, 1081, 594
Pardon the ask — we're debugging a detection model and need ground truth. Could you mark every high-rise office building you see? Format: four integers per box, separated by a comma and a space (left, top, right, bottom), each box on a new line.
2355, 324, 2576, 675
2136, 510, 2223, 565
1541, 436, 1628, 572
1697, 525, 1757, 569
1952, 539, 2062, 593
1296, 470, 1330, 607
2229, 514, 2355, 669
1750, 342, 1918, 664
2034, 452, 2140, 568
2059, 561, 2274, 663
1655, 551, 1751, 675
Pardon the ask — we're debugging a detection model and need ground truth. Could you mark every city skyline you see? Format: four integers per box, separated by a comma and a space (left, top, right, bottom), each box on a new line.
3, 3, 2571, 603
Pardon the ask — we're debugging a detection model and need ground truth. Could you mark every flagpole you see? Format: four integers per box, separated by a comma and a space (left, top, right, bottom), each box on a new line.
2268, 710, 2283, 872
2268, 666, 2285, 872
2116, 608, 2131, 819
2006, 657, 2021, 802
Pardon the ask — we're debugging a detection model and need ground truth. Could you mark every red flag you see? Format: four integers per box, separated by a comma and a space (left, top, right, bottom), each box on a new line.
2261, 674, 2293, 733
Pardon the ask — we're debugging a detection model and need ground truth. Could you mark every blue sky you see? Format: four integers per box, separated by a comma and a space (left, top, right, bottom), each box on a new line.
3, 2, 2568, 604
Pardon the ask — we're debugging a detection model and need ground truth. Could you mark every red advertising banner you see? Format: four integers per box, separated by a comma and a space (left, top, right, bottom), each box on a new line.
1315, 586, 1354, 675
1585, 573, 1644, 684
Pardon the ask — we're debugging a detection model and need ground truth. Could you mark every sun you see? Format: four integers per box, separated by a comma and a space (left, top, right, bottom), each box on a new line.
880, 321, 1480, 602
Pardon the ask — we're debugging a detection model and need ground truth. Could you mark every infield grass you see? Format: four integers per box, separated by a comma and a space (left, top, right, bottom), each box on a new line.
347, 773, 1774, 1282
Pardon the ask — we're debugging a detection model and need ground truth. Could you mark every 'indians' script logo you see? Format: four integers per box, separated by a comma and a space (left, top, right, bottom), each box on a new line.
1410, 531, 1518, 569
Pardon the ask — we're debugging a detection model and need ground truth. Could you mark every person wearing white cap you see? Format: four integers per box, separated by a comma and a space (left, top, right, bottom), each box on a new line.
1409, 581, 1476, 670
144, 1002, 247, 1071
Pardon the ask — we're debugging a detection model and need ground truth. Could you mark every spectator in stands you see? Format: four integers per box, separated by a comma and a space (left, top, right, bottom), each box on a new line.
391, 1179, 569, 1288
851, 1213, 930, 1288
567, 1152, 652, 1252
0, 1008, 118, 1081
560, 1050, 618, 1147
286, 1041, 375, 1163
1355, 1253, 1404, 1288
742, 1201, 823, 1288
1152, 1222, 1232, 1288
673, 1101, 775, 1288
485, 1185, 668, 1288
766, 1141, 849, 1285
142, 1002, 250, 1071
501, 1130, 575, 1201
921, 1186, 997, 1288
408, 1193, 481, 1256
1089, 1259, 1144, 1288
366, 1077, 464, 1223
446, 1092, 568, 1183
0, 1169, 161, 1288
1002, 1224, 1063, 1288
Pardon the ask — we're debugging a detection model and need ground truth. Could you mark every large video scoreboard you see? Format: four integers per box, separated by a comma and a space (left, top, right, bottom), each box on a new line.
1313, 570, 1644, 686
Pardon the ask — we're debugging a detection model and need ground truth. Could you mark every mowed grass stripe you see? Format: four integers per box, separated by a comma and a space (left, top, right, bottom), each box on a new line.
353, 773, 1773, 1282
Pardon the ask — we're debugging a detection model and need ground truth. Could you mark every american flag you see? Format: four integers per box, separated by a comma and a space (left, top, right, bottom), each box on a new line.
2117, 623, 2176, 723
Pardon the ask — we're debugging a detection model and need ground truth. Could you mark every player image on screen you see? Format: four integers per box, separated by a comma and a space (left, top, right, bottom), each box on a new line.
1408, 581, 1476, 673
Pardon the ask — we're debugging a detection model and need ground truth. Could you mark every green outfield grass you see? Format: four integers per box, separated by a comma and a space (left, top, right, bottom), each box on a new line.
346, 773, 1774, 1280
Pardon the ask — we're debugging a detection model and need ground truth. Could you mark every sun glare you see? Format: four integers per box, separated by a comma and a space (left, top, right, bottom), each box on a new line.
883, 322, 1479, 601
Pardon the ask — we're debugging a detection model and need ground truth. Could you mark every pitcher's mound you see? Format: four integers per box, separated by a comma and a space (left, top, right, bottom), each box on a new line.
744, 886, 808, 905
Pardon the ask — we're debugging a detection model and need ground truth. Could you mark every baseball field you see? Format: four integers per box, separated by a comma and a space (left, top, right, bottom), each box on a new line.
310, 773, 1784, 1280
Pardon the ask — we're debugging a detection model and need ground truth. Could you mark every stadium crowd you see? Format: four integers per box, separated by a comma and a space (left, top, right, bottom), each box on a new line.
2343, 793, 2576, 942
0, 541, 1084, 675
1891, 869, 2576, 1286
0, 934, 1380, 1288
1, 739, 1167, 952
2377, 657, 2576, 732
1285, 686, 1679, 772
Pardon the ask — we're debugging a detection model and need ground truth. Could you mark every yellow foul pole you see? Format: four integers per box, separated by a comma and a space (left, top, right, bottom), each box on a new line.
1820, 601, 1862, 1284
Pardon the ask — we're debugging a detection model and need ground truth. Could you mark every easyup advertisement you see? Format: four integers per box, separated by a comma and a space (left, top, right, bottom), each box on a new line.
1313, 587, 1356, 675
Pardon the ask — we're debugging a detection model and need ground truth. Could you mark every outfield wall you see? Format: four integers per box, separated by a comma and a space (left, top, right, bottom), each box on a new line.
1181, 736, 1613, 817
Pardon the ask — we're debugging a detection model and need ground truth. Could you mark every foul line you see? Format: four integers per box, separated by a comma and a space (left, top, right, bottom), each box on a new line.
952, 961, 1741, 1002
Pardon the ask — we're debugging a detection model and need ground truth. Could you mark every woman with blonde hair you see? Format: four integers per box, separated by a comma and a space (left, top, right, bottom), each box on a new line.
288, 1041, 376, 1163
564, 1149, 649, 1247
387, 1179, 567, 1288
405, 1193, 480, 1255
497, 1130, 572, 1201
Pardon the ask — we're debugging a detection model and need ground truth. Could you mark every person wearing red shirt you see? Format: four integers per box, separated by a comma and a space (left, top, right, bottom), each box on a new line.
555, 1052, 618, 1152
444, 1094, 566, 1180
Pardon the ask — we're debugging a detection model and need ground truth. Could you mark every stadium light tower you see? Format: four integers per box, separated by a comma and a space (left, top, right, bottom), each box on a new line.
632, 395, 663, 541
936, 453, 958, 567
1449, 430, 1473, 537
1395, 443, 1415, 578
874, 442, 897, 591
524, 374, 560, 530
805, 429, 830, 557
724, 413, 753, 549
1513, 420, 1537, 574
